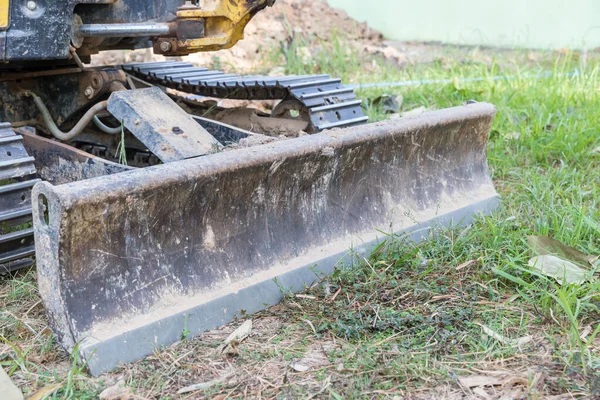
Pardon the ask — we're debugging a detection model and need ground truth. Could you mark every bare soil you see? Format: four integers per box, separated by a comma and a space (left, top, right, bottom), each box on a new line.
91, 0, 411, 72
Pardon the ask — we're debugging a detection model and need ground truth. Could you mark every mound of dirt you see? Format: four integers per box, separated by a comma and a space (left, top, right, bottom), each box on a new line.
91, 0, 388, 72
269, 0, 383, 43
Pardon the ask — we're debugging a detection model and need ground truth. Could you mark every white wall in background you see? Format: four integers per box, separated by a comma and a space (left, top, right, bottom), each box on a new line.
327, 0, 600, 49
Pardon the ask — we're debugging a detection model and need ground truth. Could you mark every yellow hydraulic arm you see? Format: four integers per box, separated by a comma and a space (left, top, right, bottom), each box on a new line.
154, 0, 276, 55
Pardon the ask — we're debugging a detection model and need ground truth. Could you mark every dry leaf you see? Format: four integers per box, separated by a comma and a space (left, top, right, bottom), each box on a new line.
458, 374, 503, 388
477, 323, 511, 345
295, 294, 316, 300
498, 375, 529, 400
515, 336, 533, 347
543, 395, 577, 400
99, 381, 140, 400
528, 255, 589, 285
472, 386, 491, 399
476, 323, 532, 347
290, 342, 332, 372
580, 325, 592, 342
177, 373, 232, 394
528, 236, 595, 267
498, 387, 527, 400
456, 259, 477, 270
502, 376, 529, 387
289, 362, 310, 372
528, 371, 546, 395
0, 367, 23, 400
224, 320, 252, 345
219, 320, 252, 353
28, 383, 63, 400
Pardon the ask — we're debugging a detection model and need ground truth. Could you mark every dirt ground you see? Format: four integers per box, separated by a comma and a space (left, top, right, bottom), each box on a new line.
90, 0, 435, 71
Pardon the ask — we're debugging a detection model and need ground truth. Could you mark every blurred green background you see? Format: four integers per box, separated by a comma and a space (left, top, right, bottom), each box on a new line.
327, 0, 600, 49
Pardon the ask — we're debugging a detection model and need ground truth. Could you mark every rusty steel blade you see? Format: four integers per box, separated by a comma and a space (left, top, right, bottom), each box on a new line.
33, 102, 499, 375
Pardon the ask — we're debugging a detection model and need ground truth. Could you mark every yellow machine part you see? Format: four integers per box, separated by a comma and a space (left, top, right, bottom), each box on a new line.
0, 0, 9, 29
156, 0, 274, 55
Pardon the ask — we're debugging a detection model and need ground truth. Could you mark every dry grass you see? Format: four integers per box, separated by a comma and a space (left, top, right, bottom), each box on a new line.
3, 251, 597, 399
2, 41, 600, 399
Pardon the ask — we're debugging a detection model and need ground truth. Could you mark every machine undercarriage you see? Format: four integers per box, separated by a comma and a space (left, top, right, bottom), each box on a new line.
0, 60, 368, 272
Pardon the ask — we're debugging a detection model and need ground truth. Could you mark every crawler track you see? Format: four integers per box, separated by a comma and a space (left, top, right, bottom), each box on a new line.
122, 61, 368, 132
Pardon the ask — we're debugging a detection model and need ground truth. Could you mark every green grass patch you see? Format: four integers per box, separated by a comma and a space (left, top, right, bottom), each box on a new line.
263, 37, 600, 396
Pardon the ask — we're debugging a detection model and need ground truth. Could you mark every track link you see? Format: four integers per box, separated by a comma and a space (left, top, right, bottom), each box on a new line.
122, 62, 368, 132
0, 123, 39, 273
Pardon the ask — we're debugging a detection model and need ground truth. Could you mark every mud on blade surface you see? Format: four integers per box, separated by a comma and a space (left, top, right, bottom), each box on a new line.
33, 103, 499, 376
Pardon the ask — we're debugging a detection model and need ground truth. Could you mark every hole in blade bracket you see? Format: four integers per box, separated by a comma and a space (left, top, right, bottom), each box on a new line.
38, 193, 50, 226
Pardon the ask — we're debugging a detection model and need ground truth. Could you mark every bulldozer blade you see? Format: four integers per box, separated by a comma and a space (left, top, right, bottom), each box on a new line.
33, 102, 499, 376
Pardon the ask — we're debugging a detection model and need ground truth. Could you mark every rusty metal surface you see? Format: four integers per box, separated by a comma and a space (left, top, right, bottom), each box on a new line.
33, 103, 499, 375
192, 116, 257, 144
21, 131, 132, 185
107, 87, 221, 162
0, 67, 126, 131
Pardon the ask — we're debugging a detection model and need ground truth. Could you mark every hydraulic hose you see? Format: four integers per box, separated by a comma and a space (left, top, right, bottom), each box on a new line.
27, 92, 108, 141
92, 115, 122, 135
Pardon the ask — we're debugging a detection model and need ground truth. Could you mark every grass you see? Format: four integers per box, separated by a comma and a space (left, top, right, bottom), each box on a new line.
2, 37, 600, 398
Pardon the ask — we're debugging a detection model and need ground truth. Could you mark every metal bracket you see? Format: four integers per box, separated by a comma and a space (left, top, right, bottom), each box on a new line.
107, 87, 221, 162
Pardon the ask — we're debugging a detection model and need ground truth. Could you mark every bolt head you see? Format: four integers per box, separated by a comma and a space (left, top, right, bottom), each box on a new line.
84, 86, 94, 99
26, 1, 37, 10
160, 42, 172, 52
